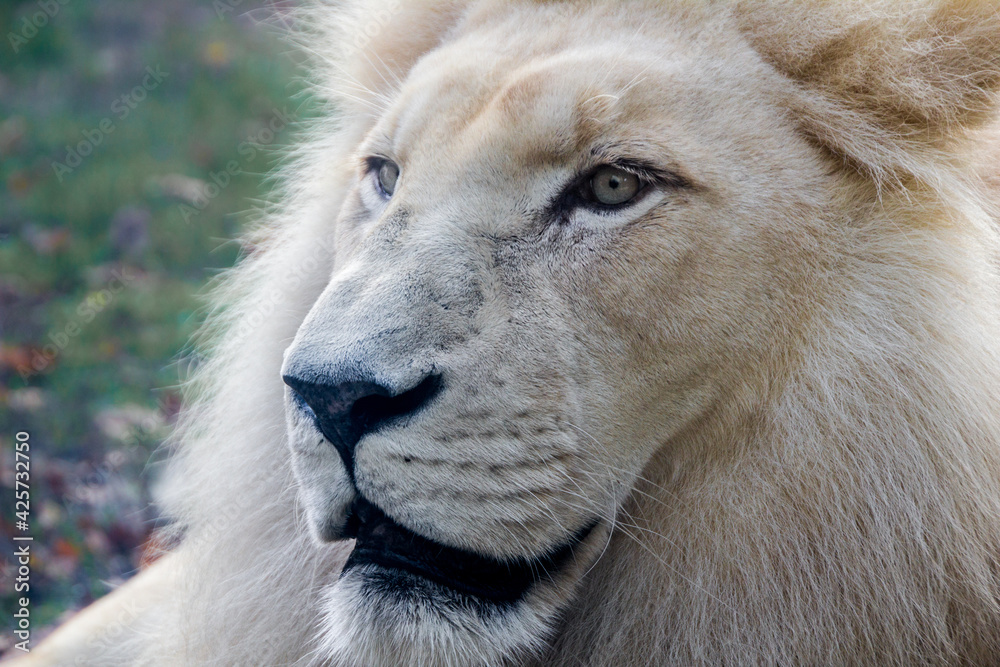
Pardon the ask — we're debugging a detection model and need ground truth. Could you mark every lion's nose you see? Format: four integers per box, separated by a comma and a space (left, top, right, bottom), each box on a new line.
282, 370, 442, 479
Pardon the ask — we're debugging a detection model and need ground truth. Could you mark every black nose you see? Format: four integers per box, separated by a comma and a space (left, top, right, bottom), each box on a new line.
282, 370, 442, 479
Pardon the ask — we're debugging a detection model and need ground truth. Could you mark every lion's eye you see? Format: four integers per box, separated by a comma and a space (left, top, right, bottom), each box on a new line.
585, 166, 641, 206
376, 160, 400, 198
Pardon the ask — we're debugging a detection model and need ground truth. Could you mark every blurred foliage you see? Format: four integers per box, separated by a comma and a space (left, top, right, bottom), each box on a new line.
0, 0, 311, 645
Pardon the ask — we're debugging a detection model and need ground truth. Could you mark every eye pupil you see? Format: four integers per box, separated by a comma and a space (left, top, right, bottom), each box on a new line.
588, 166, 640, 206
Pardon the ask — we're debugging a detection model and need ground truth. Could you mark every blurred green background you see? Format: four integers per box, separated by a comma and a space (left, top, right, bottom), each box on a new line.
0, 0, 309, 651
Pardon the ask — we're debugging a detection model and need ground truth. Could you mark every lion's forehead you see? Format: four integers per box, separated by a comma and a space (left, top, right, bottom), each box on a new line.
379, 39, 791, 214
392, 45, 700, 170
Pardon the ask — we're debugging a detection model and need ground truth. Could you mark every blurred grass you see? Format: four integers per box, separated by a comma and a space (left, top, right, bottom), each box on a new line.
0, 0, 310, 641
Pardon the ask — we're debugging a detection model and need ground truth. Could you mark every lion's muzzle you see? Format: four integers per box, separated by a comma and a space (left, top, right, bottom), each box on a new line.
282, 370, 443, 487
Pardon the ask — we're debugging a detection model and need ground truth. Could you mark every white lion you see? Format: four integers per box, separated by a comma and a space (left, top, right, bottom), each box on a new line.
19, 0, 1000, 665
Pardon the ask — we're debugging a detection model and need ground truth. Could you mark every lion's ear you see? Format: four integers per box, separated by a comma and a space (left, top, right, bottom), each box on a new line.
311, 0, 471, 117
737, 0, 1000, 180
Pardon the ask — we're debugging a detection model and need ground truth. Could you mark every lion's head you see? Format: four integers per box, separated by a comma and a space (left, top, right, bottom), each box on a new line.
280, 2, 839, 663
23, 1, 1000, 666
270, 1, 1000, 664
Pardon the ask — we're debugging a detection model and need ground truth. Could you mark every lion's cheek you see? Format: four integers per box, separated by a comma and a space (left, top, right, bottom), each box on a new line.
350, 426, 604, 559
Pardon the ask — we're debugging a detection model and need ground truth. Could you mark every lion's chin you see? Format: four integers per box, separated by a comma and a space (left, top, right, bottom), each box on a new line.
316, 499, 598, 666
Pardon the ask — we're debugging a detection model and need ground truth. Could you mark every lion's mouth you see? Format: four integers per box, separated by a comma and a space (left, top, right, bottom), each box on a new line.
341, 498, 595, 604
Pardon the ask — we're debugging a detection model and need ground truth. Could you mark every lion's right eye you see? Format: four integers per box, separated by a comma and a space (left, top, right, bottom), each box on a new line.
375, 160, 400, 198
585, 166, 641, 206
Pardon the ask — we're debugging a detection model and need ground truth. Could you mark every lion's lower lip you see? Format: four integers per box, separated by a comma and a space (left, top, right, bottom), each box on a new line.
341, 498, 595, 603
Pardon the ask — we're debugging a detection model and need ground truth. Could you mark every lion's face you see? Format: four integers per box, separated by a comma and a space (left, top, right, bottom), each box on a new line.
280, 4, 830, 664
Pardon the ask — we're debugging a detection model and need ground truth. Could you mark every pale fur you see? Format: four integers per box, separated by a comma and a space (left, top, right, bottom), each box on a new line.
18, 1, 1000, 666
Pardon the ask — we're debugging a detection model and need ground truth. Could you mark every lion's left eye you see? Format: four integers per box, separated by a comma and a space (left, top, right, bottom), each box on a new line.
375, 160, 400, 198
582, 166, 642, 206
